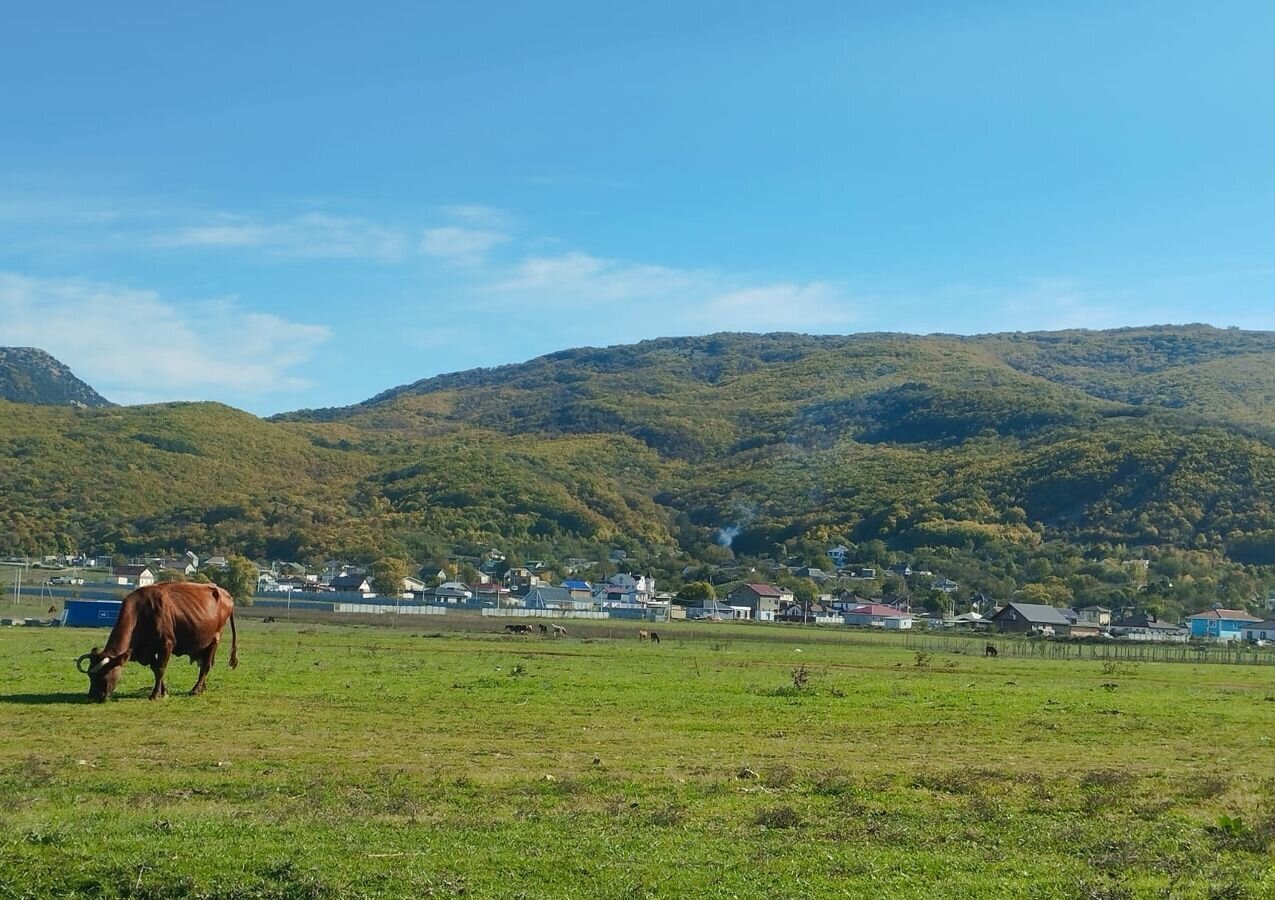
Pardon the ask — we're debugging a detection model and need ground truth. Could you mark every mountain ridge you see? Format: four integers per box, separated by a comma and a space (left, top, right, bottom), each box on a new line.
0, 347, 112, 408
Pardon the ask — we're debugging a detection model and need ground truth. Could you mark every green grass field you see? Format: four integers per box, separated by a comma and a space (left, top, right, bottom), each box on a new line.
2, 619, 1275, 899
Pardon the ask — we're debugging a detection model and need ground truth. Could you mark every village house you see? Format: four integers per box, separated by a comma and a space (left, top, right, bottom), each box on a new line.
1076, 605, 1112, 627
1188, 608, 1263, 642
505, 567, 542, 594
828, 590, 871, 613
1064, 609, 1104, 639
989, 602, 1073, 637
595, 573, 656, 605
1242, 620, 1275, 643
562, 579, 593, 601
522, 585, 584, 611
111, 565, 155, 587
791, 566, 831, 582
329, 572, 372, 594
949, 611, 985, 629
468, 582, 510, 605
843, 603, 913, 630
428, 582, 474, 603
827, 545, 852, 568
1109, 612, 1189, 643
777, 600, 841, 624
688, 597, 749, 620
726, 583, 793, 622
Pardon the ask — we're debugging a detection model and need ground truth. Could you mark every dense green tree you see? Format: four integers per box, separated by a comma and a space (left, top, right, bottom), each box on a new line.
678, 581, 716, 603
370, 557, 410, 596
207, 555, 258, 606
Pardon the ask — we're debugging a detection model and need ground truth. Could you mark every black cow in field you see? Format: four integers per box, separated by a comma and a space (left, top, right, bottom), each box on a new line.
263, 616, 277, 623
504, 623, 533, 635
538, 623, 549, 635
985, 644, 998, 658
76, 583, 239, 702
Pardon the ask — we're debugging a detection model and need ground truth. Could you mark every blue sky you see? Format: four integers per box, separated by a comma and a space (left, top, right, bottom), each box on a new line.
1, 1, 1271, 413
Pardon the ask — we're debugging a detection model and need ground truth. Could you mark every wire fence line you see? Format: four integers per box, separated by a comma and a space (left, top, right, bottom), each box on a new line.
903, 631, 1275, 666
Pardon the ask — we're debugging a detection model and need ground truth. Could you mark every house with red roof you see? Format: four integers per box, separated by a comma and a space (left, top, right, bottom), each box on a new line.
726, 583, 793, 622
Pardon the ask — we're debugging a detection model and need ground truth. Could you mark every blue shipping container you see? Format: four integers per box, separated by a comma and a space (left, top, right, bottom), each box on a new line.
62, 599, 121, 628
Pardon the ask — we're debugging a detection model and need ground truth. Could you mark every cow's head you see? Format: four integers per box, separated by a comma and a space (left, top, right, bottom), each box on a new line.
75, 647, 130, 702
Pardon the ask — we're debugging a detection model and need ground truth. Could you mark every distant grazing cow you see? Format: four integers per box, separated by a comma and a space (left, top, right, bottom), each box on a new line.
76, 583, 238, 702
985, 644, 998, 658
638, 629, 649, 642
263, 616, 277, 623
649, 631, 660, 645
47, 605, 58, 614
551, 624, 567, 637
538, 623, 549, 635
504, 623, 533, 635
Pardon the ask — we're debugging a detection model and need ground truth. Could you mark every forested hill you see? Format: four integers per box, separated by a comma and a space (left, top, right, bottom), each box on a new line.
0, 347, 111, 408
283, 325, 1275, 440
7, 325, 1275, 613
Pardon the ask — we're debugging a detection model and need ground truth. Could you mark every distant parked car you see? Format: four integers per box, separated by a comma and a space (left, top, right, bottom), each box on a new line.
47, 576, 85, 585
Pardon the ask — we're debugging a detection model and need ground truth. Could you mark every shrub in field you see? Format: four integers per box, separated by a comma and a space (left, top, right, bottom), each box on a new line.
1080, 770, 1137, 810
1208, 812, 1275, 853
648, 804, 687, 827
762, 765, 795, 789
754, 805, 801, 829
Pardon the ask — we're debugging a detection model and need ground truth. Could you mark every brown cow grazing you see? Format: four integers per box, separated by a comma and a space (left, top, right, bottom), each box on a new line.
76, 583, 238, 702
638, 629, 649, 642
551, 624, 567, 637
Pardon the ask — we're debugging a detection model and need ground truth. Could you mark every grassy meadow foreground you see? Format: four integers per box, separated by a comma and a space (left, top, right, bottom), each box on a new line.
2, 620, 1275, 899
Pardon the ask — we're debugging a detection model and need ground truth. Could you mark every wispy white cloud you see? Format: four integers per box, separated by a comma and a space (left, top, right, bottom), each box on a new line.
438, 204, 513, 228
0, 272, 330, 404
491, 252, 703, 305
420, 226, 509, 266
156, 212, 412, 261
998, 278, 1127, 331
696, 282, 856, 331
484, 250, 856, 332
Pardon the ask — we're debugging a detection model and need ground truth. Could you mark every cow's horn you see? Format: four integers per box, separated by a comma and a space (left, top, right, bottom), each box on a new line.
89, 655, 111, 674
75, 653, 93, 674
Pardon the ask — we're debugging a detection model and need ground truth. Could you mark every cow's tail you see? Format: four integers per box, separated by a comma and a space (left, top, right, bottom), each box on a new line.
228, 609, 239, 669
